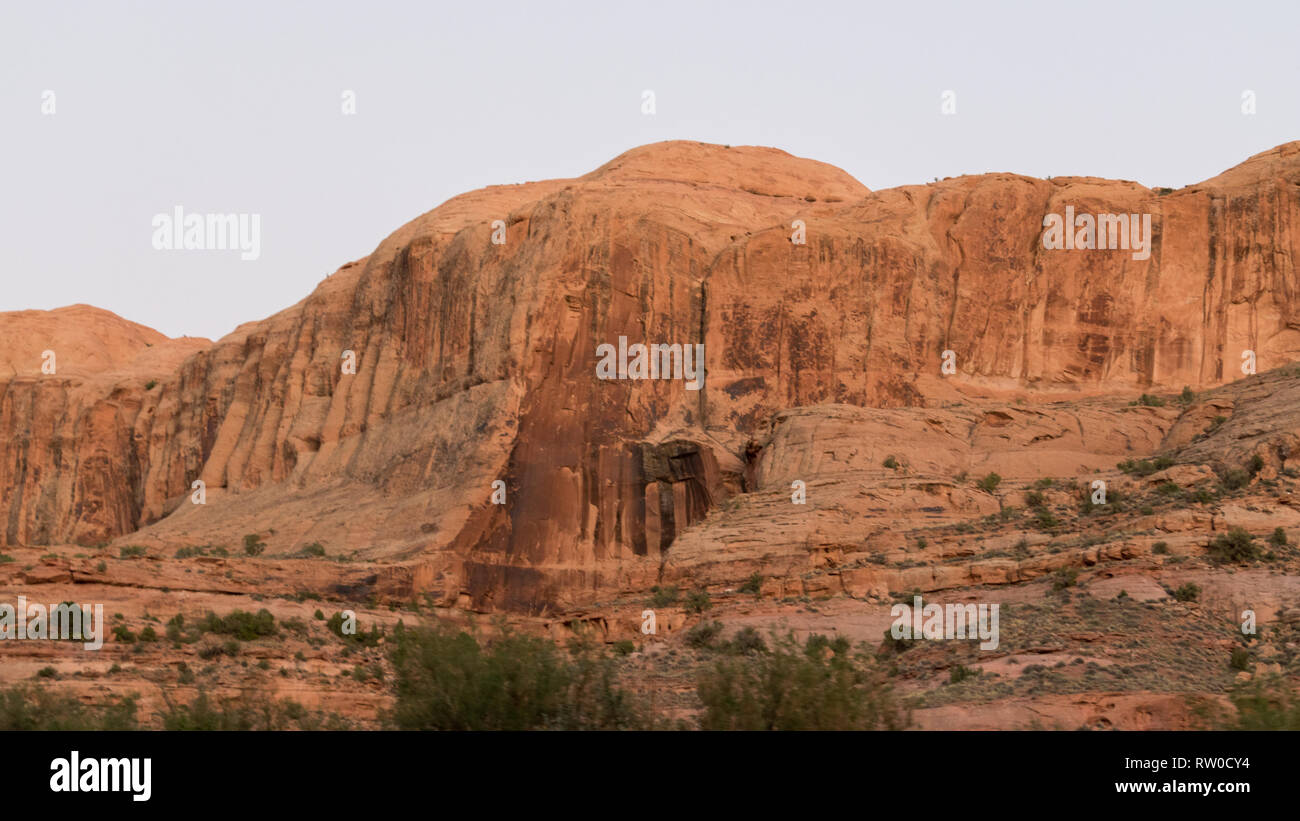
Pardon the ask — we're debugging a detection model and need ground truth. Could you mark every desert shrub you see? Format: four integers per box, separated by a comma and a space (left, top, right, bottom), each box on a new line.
1133, 393, 1165, 407
612, 640, 635, 656
1051, 568, 1079, 591
1269, 527, 1288, 547
1229, 647, 1251, 672
1207, 527, 1260, 564
739, 573, 763, 596
728, 626, 768, 655
1117, 455, 1174, 477
1152, 541, 1169, 554
1179, 386, 1195, 405
296, 542, 326, 558
685, 590, 711, 614
325, 612, 384, 646
1220, 468, 1250, 490
242, 533, 266, 556
696, 632, 906, 730
949, 664, 978, 684
685, 620, 725, 649
976, 472, 1002, 493
162, 691, 345, 730
1024, 491, 1046, 508
0, 686, 138, 730
387, 625, 650, 730
198, 609, 277, 641
1228, 676, 1300, 729
197, 640, 236, 659
647, 585, 680, 608
883, 455, 898, 469
119, 545, 146, 559
175, 544, 224, 559
1172, 583, 1200, 602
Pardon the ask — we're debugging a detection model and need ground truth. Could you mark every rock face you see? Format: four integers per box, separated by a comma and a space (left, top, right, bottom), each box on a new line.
2, 140, 1300, 615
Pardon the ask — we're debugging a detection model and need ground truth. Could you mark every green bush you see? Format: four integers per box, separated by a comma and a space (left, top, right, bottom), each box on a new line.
1152, 541, 1169, 555
197, 640, 236, 659
1051, 568, 1079, 591
976, 472, 1002, 493
1221, 469, 1250, 490
882, 456, 898, 469
1229, 647, 1251, 672
685, 590, 711, 614
197, 609, 277, 641
1207, 528, 1260, 564
647, 585, 680, 608
696, 632, 906, 730
176, 544, 225, 559
162, 691, 344, 730
1227, 676, 1300, 729
119, 545, 146, 559
325, 611, 383, 646
949, 664, 978, 684
685, 620, 724, 649
1117, 455, 1174, 477
242, 533, 267, 556
0, 686, 138, 730
1269, 527, 1288, 547
739, 573, 763, 596
387, 625, 650, 730
1172, 583, 1200, 602
1034, 508, 1059, 530
728, 626, 768, 655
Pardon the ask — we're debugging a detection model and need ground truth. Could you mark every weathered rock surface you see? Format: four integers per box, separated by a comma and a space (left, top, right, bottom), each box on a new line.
3, 140, 1300, 620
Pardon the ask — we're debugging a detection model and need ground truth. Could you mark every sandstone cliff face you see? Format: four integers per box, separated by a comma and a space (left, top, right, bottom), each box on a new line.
2, 140, 1299, 615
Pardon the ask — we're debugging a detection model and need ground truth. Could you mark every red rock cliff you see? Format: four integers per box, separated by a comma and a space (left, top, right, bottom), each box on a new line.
2, 140, 1298, 614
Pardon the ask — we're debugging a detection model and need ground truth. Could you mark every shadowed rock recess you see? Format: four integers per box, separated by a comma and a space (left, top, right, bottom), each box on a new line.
3, 139, 1300, 619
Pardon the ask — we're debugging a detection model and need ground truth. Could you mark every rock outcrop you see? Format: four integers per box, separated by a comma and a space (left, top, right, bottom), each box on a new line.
3, 140, 1300, 616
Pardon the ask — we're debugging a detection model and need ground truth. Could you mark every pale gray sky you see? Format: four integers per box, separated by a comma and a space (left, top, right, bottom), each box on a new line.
2, 0, 1297, 340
